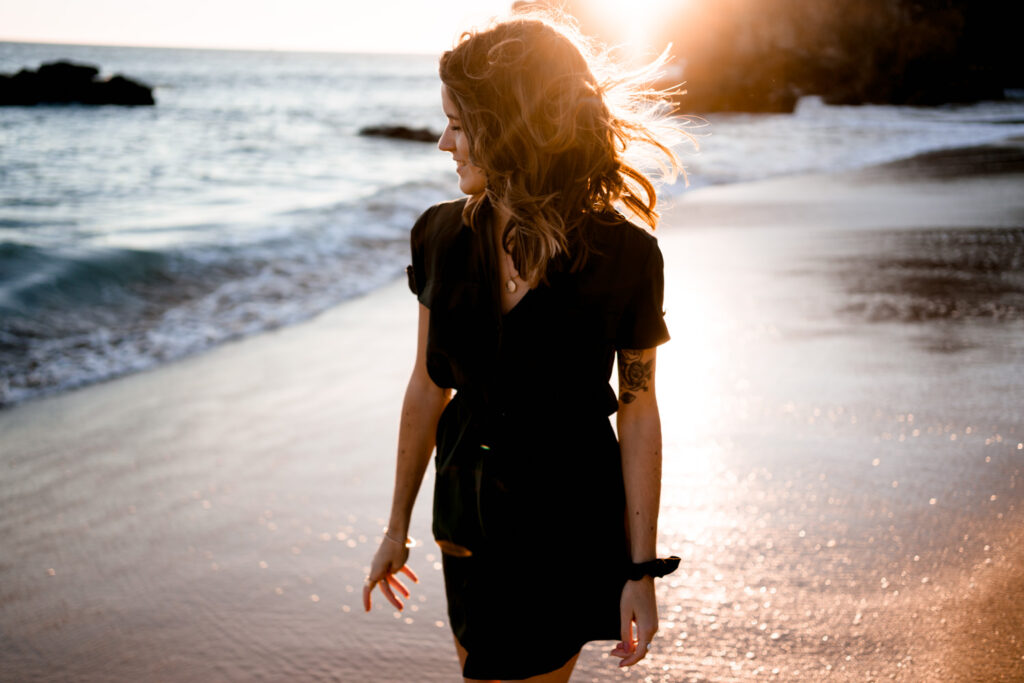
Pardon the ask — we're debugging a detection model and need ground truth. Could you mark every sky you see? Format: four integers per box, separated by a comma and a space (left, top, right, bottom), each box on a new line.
0, 0, 518, 54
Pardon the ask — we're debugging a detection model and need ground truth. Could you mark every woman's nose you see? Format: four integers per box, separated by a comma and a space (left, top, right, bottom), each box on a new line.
438, 127, 454, 153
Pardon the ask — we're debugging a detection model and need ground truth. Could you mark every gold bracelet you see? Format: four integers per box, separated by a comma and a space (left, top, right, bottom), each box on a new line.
382, 528, 416, 548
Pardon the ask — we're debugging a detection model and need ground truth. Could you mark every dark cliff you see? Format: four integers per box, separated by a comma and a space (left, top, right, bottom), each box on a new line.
554, 0, 1019, 112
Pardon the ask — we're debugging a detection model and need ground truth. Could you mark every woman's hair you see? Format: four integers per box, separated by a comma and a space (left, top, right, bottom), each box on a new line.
439, 9, 689, 283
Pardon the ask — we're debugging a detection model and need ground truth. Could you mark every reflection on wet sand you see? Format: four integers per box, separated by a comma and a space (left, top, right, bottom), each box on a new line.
839, 227, 1024, 329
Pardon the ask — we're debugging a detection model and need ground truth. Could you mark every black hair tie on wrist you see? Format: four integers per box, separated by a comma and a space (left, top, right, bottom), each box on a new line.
627, 556, 681, 581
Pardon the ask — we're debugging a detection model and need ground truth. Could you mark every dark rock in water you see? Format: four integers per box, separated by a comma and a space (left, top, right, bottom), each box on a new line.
359, 125, 439, 143
0, 60, 155, 106
85, 75, 155, 106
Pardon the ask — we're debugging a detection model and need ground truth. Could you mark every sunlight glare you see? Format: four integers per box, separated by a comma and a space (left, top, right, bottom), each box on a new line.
653, 232, 733, 556
588, 0, 680, 59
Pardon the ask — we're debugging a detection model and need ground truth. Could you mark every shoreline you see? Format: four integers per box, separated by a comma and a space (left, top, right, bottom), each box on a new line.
2, 145, 1023, 681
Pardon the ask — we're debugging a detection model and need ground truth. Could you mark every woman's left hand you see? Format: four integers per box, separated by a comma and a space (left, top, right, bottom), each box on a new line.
610, 576, 658, 667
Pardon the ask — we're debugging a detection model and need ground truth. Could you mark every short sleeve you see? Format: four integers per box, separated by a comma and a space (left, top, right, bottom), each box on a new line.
406, 206, 432, 307
405, 198, 470, 311
614, 238, 670, 349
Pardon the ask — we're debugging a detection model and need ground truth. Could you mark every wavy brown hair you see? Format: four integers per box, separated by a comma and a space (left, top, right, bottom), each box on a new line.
439, 10, 688, 283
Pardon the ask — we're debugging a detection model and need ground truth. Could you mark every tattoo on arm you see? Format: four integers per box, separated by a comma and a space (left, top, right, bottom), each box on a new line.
618, 349, 653, 404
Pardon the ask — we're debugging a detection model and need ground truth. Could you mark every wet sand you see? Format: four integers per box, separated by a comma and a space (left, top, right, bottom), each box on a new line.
2, 143, 1023, 681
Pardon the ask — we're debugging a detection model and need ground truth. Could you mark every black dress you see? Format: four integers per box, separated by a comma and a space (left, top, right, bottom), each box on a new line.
406, 198, 670, 680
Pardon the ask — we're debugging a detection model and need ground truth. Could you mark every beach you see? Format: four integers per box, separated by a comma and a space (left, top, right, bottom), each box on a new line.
2, 143, 1023, 681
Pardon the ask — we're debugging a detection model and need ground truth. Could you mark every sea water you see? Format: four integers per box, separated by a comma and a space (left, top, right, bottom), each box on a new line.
2, 40, 1024, 407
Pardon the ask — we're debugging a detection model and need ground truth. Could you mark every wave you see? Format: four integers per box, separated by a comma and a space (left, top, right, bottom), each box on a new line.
672, 96, 1024, 191
0, 180, 453, 408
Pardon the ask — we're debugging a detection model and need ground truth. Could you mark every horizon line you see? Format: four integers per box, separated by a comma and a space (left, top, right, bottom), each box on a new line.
0, 36, 437, 58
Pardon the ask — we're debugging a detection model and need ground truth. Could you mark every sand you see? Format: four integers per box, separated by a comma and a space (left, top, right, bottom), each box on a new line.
2, 143, 1023, 682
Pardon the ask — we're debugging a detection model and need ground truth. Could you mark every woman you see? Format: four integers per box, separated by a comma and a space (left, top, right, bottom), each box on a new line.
363, 11, 685, 682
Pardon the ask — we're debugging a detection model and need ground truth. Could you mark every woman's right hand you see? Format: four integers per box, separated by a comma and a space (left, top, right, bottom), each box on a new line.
363, 304, 442, 614
362, 536, 419, 612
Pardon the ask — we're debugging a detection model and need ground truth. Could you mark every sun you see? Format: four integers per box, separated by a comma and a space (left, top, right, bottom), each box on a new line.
583, 0, 681, 60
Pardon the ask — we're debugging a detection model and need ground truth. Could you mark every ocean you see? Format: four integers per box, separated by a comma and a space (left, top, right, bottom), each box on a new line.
2, 40, 1024, 408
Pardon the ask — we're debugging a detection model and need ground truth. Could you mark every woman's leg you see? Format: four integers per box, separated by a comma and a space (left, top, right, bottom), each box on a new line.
452, 636, 580, 683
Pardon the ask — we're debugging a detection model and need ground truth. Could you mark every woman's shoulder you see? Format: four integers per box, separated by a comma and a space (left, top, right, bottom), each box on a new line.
412, 197, 469, 244
552, 212, 664, 299
583, 211, 663, 269
410, 197, 474, 280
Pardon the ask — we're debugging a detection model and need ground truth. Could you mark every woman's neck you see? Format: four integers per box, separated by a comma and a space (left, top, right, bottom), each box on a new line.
491, 201, 511, 242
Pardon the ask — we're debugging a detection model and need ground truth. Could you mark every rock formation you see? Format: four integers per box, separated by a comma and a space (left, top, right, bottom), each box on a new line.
359, 125, 440, 143
0, 60, 155, 106
552, 0, 1019, 113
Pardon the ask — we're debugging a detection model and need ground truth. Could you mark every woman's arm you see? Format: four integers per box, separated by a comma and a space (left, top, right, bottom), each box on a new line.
363, 303, 451, 612
611, 347, 663, 667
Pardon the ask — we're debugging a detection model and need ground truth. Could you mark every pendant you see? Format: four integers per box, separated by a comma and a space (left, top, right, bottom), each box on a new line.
505, 278, 517, 293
